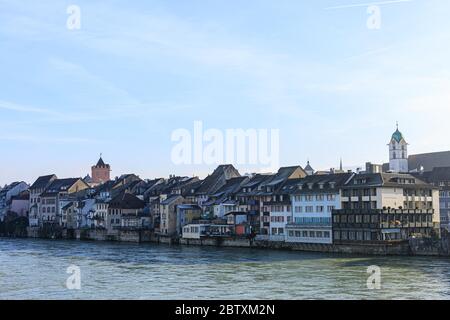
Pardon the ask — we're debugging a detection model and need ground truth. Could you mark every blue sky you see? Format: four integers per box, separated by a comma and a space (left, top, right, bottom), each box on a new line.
1, 0, 450, 185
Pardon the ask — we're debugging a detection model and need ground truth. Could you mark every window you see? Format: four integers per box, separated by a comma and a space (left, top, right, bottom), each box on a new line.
289, 231, 294, 237
324, 231, 330, 238
302, 231, 308, 237
309, 231, 315, 237
357, 231, 363, 240
316, 231, 323, 238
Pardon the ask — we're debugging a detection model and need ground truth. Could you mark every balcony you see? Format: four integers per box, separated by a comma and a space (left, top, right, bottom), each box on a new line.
255, 234, 285, 242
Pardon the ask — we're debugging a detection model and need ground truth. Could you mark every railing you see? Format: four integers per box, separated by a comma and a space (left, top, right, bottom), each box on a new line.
286, 223, 331, 229
333, 208, 435, 215
255, 234, 285, 242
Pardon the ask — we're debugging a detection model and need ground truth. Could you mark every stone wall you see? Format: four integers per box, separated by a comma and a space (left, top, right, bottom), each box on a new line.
180, 237, 251, 247
180, 237, 411, 255
22, 227, 450, 257
409, 237, 449, 256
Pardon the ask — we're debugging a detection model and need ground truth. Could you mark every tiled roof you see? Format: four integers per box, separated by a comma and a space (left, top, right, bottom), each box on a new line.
160, 194, 183, 205
283, 173, 353, 194
195, 165, 241, 194
41, 178, 82, 196
109, 192, 145, 209
30, 174, 57, 190
343, 173, 433, 189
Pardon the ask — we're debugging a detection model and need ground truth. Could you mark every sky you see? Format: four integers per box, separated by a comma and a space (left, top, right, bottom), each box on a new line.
1, 0, 450, 185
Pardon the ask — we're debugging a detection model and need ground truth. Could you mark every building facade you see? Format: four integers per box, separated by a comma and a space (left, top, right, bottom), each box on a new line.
285, 173, 353, 244
334, 172, 440, 242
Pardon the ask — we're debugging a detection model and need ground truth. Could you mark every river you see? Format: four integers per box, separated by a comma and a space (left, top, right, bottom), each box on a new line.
0, 238, 449, 299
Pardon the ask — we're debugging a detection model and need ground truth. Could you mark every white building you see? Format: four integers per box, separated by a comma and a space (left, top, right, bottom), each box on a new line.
182, 224, 210, 239
262, 194, 292, 241
285, 173, 354, 244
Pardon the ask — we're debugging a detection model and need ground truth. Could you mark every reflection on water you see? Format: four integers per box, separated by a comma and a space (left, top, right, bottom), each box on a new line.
0, 238, 450, 300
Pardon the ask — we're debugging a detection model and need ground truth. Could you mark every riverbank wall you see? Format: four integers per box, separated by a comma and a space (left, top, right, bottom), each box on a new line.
24, 227, 450, 257
180, 237, 412, 256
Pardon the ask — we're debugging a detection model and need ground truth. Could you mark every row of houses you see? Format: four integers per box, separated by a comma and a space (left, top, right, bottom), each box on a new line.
1, 154, 448, 245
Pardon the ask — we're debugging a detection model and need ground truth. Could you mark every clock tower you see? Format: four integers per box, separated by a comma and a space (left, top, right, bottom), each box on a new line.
388, 123, 408, 173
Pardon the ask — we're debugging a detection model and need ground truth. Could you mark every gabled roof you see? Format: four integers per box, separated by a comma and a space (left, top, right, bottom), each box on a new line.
236, 174, 274, 195
210, 176, 249, 198
41, 178, 85, 196
195, 165, 241, 195
261, 166, 306, 188
95, 180, 115, 193
160, 194, 183, 205
284, 173, 353, 194
108, 192, 145, 209
181, 179, 204, 197
304, 161, 314, 172
429, 167, 450, 182
30, 174, 57, 190
343, 173, 432, 189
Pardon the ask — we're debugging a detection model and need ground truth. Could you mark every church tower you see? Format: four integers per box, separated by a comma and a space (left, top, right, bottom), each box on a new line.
388, 124, 408, 173
91, 155, 111, 185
